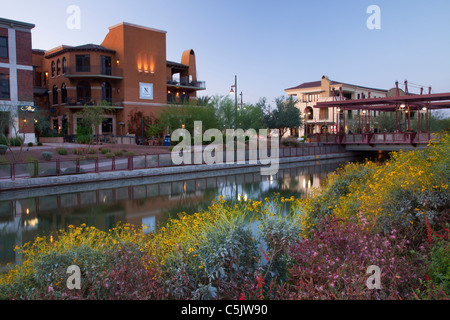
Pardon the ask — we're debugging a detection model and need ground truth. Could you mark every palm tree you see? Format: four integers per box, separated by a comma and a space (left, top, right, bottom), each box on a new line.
197, 95, 211, 106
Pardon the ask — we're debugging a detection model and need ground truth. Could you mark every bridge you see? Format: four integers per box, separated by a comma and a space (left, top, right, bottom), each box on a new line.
310, 131, 439, 151
313, 83, 450, 151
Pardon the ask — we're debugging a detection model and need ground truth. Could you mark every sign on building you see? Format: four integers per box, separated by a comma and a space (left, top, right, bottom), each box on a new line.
139, 82, 153, 100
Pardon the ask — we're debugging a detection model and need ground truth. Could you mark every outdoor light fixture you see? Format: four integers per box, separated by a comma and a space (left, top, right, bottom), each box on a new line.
400, 104, 405, 109
229, 86, 235, 95
422, 107, 427, 111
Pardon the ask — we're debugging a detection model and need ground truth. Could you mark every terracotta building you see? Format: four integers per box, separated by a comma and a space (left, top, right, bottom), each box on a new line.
33, 22, 205, 142
0, 17, 35, 144
285, 75, 388, 136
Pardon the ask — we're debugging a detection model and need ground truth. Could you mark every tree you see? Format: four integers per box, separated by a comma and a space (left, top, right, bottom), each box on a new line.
159, 100, 217, 135
76, 102, 112, 147
236, 104, 265, 131
197, 95, 211, 106
265, 96, 303, 137
0, 110, 26, 161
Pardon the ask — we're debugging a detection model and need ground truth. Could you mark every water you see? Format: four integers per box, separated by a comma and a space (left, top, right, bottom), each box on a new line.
0, 156, 370, 267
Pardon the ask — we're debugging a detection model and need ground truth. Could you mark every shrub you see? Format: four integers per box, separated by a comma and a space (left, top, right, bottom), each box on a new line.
125, 151, 135, 156
100, 148, 111, 154
28, 142, 33, 147
37, 142, 43, 146
281, 138, 300, 147
282, 217, 427, 300
41, 152, 53, 161
76, 135, 92, 144
0, 145, 7, 155
56, 148, 68, 156
87, 148, 96, 154
105, 152, 114, 158
85, 155, 98, 160
113, 151, 123, 157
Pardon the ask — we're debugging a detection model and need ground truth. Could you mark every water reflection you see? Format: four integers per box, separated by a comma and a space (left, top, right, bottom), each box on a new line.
0, 157, 356, 267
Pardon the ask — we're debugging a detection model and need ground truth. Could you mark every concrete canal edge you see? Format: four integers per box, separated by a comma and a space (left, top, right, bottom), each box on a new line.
0, 152, 356, 192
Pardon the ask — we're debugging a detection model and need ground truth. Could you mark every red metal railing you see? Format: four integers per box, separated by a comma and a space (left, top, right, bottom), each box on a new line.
0, 145, 345, 181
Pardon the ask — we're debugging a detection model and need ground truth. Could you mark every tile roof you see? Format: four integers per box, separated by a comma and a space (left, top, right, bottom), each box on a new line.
285, 79, 387, 92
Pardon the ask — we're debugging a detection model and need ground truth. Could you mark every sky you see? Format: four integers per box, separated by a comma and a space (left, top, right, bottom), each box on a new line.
2, 0, 450, 108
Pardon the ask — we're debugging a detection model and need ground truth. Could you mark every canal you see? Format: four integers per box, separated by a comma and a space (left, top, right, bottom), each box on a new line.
0, 155, 378, 267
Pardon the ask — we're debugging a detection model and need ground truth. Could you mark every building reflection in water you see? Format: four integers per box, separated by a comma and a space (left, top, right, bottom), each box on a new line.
0, 158, 349, 267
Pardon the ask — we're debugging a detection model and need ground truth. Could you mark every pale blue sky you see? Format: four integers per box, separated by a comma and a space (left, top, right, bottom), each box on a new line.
2, 0, 450, 106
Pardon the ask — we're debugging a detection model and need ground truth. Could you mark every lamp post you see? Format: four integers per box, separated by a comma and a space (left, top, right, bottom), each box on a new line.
230, 75, 238, 129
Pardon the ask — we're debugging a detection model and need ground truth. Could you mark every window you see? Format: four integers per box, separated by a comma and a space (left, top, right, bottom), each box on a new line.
0, 74, 9, 99
101, 117, 113, 134
319, 108, 328, 120
0, 36, 8, 58
56, 59, 61, 76
100, 56, 112, 75
61, 83, 67, 104
76, 55, 90, 72
51, 61, 56, 77
52, 85, 58, 105
77, 81, 91, 103
101, 82, 112, 103
62, 57, 67, 74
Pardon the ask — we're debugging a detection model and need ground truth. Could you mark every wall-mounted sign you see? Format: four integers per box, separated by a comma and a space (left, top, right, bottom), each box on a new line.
139, 82, 153, 100
20, 105, 36, 112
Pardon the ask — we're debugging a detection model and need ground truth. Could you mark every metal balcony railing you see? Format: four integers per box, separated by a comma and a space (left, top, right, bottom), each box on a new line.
64, 66, 123, 79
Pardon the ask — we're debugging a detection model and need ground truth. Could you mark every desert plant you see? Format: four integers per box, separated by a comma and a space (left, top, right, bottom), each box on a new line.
56, 148, 68, 156
41, 152, 53, 161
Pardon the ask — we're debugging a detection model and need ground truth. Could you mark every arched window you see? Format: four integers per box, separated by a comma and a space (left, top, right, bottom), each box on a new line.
56, 59, 61, 76
61, 83, 67, 104
101, 82, 112, 103
305, 107, 313, 120
62, 57, 67, 75
51, 61, 55, 77
77, 81, 91, 104
52, 85, 58, 105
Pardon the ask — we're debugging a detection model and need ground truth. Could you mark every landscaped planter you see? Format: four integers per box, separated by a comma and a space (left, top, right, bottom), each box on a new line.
39, 137, 64, 143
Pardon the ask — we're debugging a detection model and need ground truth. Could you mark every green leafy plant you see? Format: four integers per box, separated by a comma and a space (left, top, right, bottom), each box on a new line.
41, 152, 53, 161
56, 148, 68, 156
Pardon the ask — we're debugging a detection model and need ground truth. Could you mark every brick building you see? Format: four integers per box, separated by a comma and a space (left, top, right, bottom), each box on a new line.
33, 22, 205, 142
0, 17, 35, 144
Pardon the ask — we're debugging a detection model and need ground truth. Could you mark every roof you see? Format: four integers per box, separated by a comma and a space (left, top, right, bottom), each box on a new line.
166, 60, 189, 69
45, 44, 116, 58
285, 81, 323, 91
0, 17, 35, 30
108, 22, 167, 34
285, 79, 387, 93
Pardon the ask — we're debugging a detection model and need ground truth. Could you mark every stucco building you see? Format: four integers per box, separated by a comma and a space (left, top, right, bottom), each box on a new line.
285, 75, 388, 136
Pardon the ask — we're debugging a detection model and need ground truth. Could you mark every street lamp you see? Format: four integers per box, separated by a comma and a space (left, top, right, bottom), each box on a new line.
230, 75, 238, 128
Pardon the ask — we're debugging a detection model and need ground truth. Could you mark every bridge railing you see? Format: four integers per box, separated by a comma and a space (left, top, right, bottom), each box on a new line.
341, 132, 436, 145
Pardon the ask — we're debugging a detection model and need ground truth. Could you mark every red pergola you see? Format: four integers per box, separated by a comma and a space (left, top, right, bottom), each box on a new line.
315, 91, 450, 134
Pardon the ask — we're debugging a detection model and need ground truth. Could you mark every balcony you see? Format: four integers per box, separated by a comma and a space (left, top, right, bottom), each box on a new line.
66, 97, 124, 108
167, 76, 206, 90
64, 66, 123, 80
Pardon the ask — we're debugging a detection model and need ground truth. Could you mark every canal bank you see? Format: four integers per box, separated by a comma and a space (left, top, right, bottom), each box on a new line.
0, 151, 357, 192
